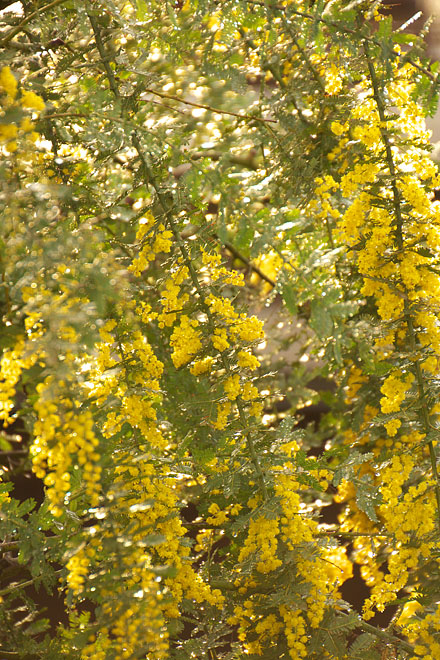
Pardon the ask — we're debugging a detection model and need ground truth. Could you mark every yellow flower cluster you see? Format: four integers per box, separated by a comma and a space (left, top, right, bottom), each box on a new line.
75, 452, 224, 657
65, 547, 91, 596
190, 355, 213, 375
323, 61, 343, 96
170, 315, 202, 368
0, 65, 17, 100
87, 319, 167, 450
201, 248, 244, 287
312, 41, 440, 637
380, 370, 414, 415
157, 262, 189, 328
0, 338, 37, 425
30, 379, 101, 517
79, 550, 168, 660
363, 454, 435, 620
0, 66, 43, 151
275, 471, 346, 628
128, 211, 173, 276
130, 225, 264, 430
231, 455, 352, 657
401, 602, 440, 660
250, 251, 283, 295
212, 400, 232, 430
279, 606, 308, 660
238, 516, 283, 573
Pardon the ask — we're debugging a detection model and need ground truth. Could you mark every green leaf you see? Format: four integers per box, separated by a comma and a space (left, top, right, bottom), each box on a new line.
310, 298, 334, 339
349, 632, 377, 657
355, 474, 380, 523
235, 217, 254, 252
140, 534, 166, 546
281, 283, 297, 315
0, 435, 12, 451
24, 618, 50, 635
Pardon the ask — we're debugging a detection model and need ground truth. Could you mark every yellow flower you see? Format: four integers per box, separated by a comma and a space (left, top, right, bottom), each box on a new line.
380, 371, 414, 414
190, 356, 213, 376
20, 89, 45, 111
170, 315, 202, 368
330, 121, 345, 136
224, 374, 240, 400
384, 418, 401, 437
0, 66, 17, 100
0, 124, 18, 141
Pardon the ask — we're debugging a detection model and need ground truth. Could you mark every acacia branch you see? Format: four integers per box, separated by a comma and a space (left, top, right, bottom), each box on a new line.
0, 0, 65, 47
137, 84, 277, 124
363, 37, 440, 531
91, 14, 268, 499
357, 619, 414, 654
131, 134, 268, 499
239, 0, 438, 83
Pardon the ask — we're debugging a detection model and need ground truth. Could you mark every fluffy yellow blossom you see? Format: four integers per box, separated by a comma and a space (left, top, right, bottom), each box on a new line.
384, 418, 401, 437
129, 213, 173, 276
380, 371, 414, 414
0, 338, 38, 425
0, 124, 18, 142
238, 516, 283, 574
0, 66, 17, 99
324, 62, 343, 95
170, 315, 202, 368
206, 502, 229, 525
211, 327, 230, 352
242, 382, 259, 401
190, 356, 213, 375
279, 606, 308, 659
330, 121, 346, 136
20, 89, 45, 111
224, 373, 241, 400
237, 350, 260, 370
202, 248, 244, 286
212, 400, 231, 430
232, 315, 264, 342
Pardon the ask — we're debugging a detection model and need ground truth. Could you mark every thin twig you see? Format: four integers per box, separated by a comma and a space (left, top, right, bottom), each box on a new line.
357, 619, 414, 654
137, 84, 277, 124
0, 569, 62, 597
222, 240, 276, 287
0, 0, 66, 47
40, 112, 87, 120
89, 13, 121, 99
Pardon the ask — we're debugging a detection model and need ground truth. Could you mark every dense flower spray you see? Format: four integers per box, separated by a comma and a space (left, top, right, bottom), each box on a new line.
313, 32, 440, 654
3, 3, 440, 659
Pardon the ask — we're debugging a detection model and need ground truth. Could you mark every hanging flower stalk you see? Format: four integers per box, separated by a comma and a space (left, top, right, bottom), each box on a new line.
312, 18, 440, 650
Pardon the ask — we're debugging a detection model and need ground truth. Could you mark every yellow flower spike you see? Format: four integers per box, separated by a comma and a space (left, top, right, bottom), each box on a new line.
170, 315, 202, 368
224, 373, 241, 400
384, 418, 401, 437
380, 371, 414, 414
237, 350, 260, 370
212, 401, 231, 430
20, 89, 45, 111
0, 66, 17, 100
